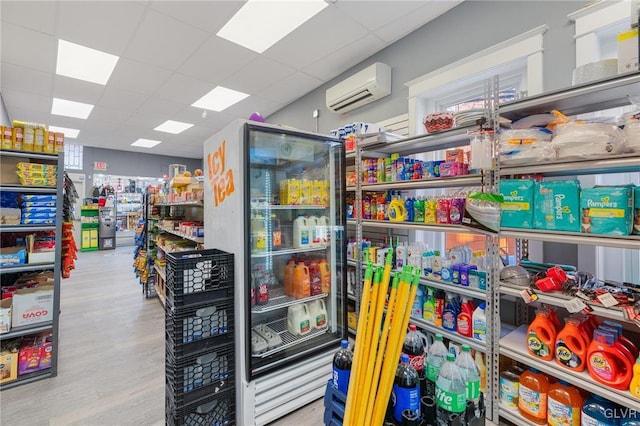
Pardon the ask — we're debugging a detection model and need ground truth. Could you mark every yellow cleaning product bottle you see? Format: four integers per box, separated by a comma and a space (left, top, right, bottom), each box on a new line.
631, 355, 640, 397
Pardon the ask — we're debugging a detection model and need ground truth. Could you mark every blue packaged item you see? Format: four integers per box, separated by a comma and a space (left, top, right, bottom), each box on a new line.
0, 246, 27, 267
534, 180, 581, 232
581, 394, 620, 426
452, 264, 461, 285
633, 187, 639, 235
500, 179, 534, 229
22, 201, 56, 207
22, 211, 57, 219
21, 195, 56, 202
0, 191, 21, 208
581, 186, 634, 236
22, 218, 56, 225
23, 206, 57, 213
442, 294, 458, 332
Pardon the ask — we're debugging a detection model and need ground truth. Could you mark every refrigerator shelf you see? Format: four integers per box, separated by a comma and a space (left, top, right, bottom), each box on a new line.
251, 317, 328, 358
250, 246, 327, 258
252, 292, 329, 314
251, 204, 328, 210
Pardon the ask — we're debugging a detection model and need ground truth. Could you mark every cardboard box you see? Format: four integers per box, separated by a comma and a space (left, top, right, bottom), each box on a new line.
28, 251, 55, 264
0, 299, 11, 333
11, 286, 54, 327
0, 350, 18, 384
0, 246, 27, 267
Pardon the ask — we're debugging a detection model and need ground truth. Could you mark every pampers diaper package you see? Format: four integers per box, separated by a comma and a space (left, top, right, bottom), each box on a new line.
534, 180, 581, 232
500, 179, 535, 229
581, 186, 634, 235
634, 186, 640, 235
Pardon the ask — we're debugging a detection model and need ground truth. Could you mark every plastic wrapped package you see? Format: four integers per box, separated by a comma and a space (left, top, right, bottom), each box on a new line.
550, 122, 626, 160
498, 128, 554, 165
621, 96, 640, 152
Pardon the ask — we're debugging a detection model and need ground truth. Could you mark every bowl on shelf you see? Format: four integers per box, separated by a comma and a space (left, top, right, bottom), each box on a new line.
423, 112, 454, 133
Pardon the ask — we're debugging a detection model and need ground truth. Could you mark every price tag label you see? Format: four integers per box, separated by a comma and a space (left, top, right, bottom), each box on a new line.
597, 292, 619, 307
565, 297, 589, 314
575, 291, 591, 301
520, 289, 538, 304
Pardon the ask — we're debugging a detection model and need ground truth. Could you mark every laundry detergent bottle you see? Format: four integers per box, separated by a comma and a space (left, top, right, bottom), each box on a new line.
527, 308, 558, 361
555, 317, 590, 372
629, 355, 640, 397
602, 321, 639, 360
587, 329, 634, 390
547, 379, 583, 426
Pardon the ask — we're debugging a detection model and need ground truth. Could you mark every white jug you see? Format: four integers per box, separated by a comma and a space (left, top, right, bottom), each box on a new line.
293, 215, 310, 248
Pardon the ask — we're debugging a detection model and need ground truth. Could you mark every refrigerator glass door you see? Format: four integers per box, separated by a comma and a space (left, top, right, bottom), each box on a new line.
246, 124, 346, 378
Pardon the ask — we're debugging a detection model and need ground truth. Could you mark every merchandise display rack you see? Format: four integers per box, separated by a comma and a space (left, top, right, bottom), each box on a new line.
0, 150, 63, 390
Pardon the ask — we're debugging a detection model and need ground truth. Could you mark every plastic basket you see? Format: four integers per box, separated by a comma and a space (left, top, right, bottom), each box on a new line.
166, 342, 234, 409
166, 383, 235, 426
166, 249, 234, 309
166, 299, 234, 359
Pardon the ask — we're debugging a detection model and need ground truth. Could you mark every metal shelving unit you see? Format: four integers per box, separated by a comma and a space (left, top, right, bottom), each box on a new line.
0, 322, 53, 340
0, 225, 56, 233
157, 225, 204, 244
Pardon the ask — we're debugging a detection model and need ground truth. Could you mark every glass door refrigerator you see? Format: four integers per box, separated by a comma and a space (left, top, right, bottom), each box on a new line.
203, 119, 347, 426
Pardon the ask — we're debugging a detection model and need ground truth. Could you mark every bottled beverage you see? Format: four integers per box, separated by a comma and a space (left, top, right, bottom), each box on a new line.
392, 353, 421, 422
332, 340, 353, 394
518, 367, 550, 425
319, 258, 331, 294
250, 271, 256, 307
426, 334, 448, 397
455, 344, 481, 419
547, 379, 583, 426
309, 260, 322, 296
435, 353, 466, 426
293, 215, 310, 248
284, 259, 296, 297
292, 262, 310, 299
255, 266, 269, 305
404, 325, 427, 394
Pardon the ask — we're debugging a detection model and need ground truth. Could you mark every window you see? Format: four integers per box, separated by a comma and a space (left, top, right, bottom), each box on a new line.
64, 143, 83, 170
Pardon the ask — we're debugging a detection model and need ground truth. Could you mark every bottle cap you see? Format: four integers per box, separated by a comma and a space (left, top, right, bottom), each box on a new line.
409, 324, 417, 331
401, 354, 409, 363
435, 334, 443, 341
593, 329, 615, 345
478, 302, 486, 309
446, 353, 455, 362
341, 340, 349, 348
461, 344, 470, 352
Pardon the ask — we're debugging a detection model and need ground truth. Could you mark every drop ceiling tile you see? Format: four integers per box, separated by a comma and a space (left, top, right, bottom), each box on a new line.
334, 1, 425, 31
2, 89, 53, 116
256, 72, 323, 105
179, 35, 258, 84
303, 34, 386, 82
53, 75, 105, 105
1, 62, 53, 97
47, 115, 88, 131
98, 86, 147, 112
222, 96, 282, 120
57, 1, 146, 55
127, 97, 186, 127
154, 73, 214, 105
262, 7, 367, 69
90, 105, 135, 124
221, 57, 296, 95
4, 107, 50, 126
1, 22, 56, 73
150, 1, 244, 33
0, 1, 57, 35
123, 9, 209, 70
375, 1, 461, 43
198, 111, 237, 130
107, 58, 173, 96
183, 125, 217, 140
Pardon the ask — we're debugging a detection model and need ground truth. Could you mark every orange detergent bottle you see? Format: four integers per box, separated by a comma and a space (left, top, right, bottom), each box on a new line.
518, 367, 550, 425
284, 260, 296, 297
527, 308, 558, 361
292, 262, 310, 299
319, 258, 331, 294
547, 379, 583, 426
587, 329, 634, 390
555, 317, 590, 372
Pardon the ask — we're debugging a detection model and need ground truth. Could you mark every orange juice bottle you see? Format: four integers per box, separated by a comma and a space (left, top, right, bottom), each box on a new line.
518, 367, 550, 425
555, 317, 589, 372
319, 258, 331, 294
527, 308, 558, 361
284, 260, 296, 297
547, 379, 583, 426
292, 262, 310, 299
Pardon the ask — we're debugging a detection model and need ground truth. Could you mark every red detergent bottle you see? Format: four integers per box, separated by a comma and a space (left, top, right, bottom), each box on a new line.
603, 320, 639, 360
587, 329, 634, 390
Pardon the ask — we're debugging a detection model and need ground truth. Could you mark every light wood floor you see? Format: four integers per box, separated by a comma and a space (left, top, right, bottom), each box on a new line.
0, 247, 324, 426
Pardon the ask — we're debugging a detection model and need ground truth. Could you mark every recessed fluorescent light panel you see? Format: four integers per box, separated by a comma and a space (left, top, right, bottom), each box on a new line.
131, 138, 162, 148
217, 0, 328, 53
56, 40, 119, 85
154, 120, 194, 134
51, 98, 94, 119
48, 125, 80, 139
192, 86, 249, 112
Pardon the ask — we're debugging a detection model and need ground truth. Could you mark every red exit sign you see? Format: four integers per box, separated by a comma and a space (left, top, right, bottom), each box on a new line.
94, 161, 107, 171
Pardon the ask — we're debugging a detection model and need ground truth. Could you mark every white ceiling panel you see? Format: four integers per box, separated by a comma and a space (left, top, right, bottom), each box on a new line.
4, 107, 50, 126
107, 58, 173, 95
262, 6, 368, 69
123, 9, 209, 70
89, 106, 135, 124
179, 35, 258, 84
53, 75, 105, 105
1, 22, 56, 73
256, 72, 323, 105
150, 0, 244, 33
1, 1, 57, 35
127, 97, 186, 127
222, 96, 283, 121
303, 34, 386, 82
2, 89, 54, 116
375, 1, 461, 43
221, 56, 296, 95
334, 1, 425, 32
98, 86, 148, 113
57, 1, 146, 56
1, 62, 53, 97
154, 73, 215, 106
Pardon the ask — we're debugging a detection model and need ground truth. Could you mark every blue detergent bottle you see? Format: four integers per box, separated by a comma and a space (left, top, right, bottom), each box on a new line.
581, 394, 620, 426
442, 293, 459, 332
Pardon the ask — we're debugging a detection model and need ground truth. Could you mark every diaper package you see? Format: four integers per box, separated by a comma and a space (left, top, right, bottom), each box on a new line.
500, 179, 535, 229
634, 187, 640, 235
534, 180, 581, 232
580, 186, 634, 236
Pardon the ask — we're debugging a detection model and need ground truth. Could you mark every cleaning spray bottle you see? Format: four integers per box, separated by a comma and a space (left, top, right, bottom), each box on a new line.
457, 297, 475, 338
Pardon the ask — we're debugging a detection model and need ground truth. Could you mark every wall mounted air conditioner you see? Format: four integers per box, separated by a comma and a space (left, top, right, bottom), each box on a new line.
326, 62, 391, 114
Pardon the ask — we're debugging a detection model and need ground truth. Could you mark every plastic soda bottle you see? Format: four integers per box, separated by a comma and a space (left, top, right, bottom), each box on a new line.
392, 353, 421, 422
426, 333, 448, 398
403, 325, 428, 395
435, 353, 467, 426
332, 340, 353, 394
455, 344, 481, 418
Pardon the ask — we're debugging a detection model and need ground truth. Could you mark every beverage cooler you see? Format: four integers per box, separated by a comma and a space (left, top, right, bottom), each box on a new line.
203, 119, 347, 425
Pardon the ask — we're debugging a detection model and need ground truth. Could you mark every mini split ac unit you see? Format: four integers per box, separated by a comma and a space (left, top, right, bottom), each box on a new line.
326, 62, 391, 114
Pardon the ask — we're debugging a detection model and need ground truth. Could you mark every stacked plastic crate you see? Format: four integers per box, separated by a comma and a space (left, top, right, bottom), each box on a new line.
165, 249, 235, 426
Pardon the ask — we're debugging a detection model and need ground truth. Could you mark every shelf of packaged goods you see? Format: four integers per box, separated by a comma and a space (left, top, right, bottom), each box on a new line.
499, 72, 640, 120
0, 185, 56, 194
251, 292, 329, 314
408, 316, 486, 353
500, 155, 640, 178
500, 283, 633, 323
154, 201, 203, 207
0, 369, 52, 391
500, 228, 640, 250
0, 150, 59, 161
157, 225, 204, 244
357, 219, 480, 235
499, 405, 539, 426
0, 263, 55, 274
154, 264, 166, 282
500, 325, 640, 411
251, 317, 329, 358
0, 225, 55, 233
250, 246, 327, 258
360, 175, 483, 192
360, 126, 475, 156
250, 204, 328, 210
0, 322, 53, 340
154, 244, 198, 255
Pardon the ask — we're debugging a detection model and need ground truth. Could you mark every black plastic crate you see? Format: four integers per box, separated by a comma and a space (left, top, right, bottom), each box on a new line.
166, 341, 234, 408
165, 249, 234, 309
166, 299, 234, 359
166, 385, 235, 426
